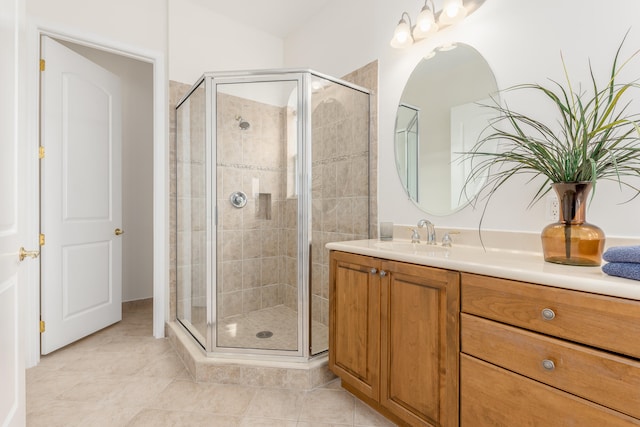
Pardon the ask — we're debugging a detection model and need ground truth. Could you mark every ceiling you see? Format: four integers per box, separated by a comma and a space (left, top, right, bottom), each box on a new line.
190, 0, 334, 38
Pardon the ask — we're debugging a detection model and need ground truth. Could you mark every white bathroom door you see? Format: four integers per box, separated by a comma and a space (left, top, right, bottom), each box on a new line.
0, 0, 27, 424
450, 99, 493, 208
40, 36, 123, 354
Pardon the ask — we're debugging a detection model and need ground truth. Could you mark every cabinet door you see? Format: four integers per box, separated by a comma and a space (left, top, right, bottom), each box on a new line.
329, 251, 381, 400
380, 261, 460, 427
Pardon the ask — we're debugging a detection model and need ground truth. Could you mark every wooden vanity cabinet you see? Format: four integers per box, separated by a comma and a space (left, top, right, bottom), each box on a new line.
460, 272, 640, 426
329, 251, 381, 401
329, 250, 460, 427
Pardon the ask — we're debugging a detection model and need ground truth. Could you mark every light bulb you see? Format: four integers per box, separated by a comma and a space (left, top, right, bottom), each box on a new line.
413, 6, 438, 40
390, 17, 413, 49
439, 0, 467, 25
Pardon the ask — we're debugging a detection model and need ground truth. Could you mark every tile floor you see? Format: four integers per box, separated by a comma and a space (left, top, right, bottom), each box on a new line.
26, 300, 396, 426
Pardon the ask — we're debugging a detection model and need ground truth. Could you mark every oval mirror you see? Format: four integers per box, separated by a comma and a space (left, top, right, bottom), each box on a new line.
394, 43, 499, 215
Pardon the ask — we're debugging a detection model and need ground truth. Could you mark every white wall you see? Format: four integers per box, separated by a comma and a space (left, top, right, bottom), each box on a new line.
27, 0, 167, 53
168, 0, 284, 84
285, 0, 640, 238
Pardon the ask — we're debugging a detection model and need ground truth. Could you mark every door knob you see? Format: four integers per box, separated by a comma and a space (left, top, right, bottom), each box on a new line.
19, 247, 40, 262
115, 228, 124, 236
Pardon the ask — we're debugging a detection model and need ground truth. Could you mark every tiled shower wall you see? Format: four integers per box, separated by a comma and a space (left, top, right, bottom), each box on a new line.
169, 61, 379, 345
216, 92, 290, 319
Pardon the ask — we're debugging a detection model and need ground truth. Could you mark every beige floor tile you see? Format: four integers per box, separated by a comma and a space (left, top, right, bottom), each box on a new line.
26, 399, 103, 427
57, 375, 135, 403
296, 423, 352, 427
245, 388, 305, 420
353, 400, 397, 426
127, 408, 241, 427
59, 351, 148, 376
26, 301, 386, 427
193, 383, 257, 416
239, 417, 298, 426
76, 404, 142, 427
35, 344, 92, 369
298, 389, 355, 424
101, 377, 174, 408
320, 379, 343, 390
147, 379, 206, 412
25, 369, 85, 402
60, 329, 117, 352
135, 352, 188, 378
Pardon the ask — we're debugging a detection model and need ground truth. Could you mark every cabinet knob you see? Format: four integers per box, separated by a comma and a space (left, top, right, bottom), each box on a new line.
542, 359, 555, 371
541, 308, 556, 321
370, 268, 377, 274
379, 270, 387, 277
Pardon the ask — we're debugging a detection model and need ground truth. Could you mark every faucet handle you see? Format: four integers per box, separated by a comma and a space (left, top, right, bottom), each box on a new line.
410, 228, 421, 244
441, 231, 460, 247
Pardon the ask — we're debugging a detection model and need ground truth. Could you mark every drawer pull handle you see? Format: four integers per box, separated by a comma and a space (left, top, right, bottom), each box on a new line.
379, 270, 387, 277
541, 308, 556, 320
542, 359, 555, 371
370, 268, 377, 274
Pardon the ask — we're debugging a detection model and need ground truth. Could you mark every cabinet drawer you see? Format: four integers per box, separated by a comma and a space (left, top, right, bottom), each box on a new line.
461, 354, 640, 426
461, 272, 640, 358
462, 313, 640, 419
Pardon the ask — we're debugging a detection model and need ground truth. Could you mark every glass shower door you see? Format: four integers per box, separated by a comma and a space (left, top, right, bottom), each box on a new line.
309, 74, 370, 355
176, 80, 208, 346
214, 77, 303, 354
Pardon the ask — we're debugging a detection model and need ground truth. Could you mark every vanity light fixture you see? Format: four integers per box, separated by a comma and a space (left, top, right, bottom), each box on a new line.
440, 0, 468, 25
390, 0, 472, 49
413, 0, 438, 40
390, 12, 414, 49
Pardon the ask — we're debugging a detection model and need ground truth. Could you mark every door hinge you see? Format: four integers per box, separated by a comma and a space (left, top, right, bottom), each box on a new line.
39, 146, 45, 159
40, 59, 45, 71
40, 320, 45, 333
39, 233, 45, 246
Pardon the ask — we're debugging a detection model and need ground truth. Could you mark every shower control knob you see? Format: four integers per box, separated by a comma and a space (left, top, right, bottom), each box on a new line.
229, 191, 248, 208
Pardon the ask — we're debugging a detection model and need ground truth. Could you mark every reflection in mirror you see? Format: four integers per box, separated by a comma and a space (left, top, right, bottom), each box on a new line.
395, 103, 420, 201
394, 43, 499, 215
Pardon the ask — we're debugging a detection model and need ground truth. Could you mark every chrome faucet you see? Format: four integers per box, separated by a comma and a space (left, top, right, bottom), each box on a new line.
417, 219, 436, 245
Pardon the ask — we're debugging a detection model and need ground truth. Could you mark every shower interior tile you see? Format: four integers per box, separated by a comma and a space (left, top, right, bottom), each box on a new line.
256, 192, 272, 220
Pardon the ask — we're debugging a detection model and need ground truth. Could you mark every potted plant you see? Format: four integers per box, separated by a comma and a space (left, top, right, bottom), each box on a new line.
464, 35, 640, 266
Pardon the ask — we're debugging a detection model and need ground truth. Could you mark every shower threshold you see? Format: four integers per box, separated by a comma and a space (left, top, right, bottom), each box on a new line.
166, 320, 335, 390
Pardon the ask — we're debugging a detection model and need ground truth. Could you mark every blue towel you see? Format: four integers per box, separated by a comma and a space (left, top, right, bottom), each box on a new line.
603, 246, 640, 263
602, 262, 640, 281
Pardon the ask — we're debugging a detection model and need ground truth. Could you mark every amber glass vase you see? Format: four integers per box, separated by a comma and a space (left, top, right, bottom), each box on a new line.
541, 182, 605, 266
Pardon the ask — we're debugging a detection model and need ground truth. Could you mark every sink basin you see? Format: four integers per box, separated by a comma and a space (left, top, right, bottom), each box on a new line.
374, 240, 449, 254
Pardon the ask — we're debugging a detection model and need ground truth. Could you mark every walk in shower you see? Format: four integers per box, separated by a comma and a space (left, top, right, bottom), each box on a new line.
175, 70, 370, 361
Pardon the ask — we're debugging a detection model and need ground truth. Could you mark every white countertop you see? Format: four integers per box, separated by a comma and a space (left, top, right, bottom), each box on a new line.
326, 238, 640, 301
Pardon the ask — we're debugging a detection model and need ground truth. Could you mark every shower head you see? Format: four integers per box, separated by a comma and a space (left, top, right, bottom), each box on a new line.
236, 115, 250, 130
